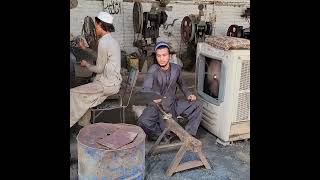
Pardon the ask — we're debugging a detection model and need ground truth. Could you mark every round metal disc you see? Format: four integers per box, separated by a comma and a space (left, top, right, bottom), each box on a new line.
206, 60, 221, 98
82, 16, 97, 50
227, 24, 238, 37
181, 16, 195, 43
198, 4, 204, 10
133, 2, 143, 33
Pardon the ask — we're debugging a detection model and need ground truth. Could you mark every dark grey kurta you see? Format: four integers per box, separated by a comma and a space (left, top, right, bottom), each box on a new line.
137, 63, 203, 136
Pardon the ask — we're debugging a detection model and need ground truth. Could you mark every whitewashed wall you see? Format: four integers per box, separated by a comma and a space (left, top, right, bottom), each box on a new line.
71, 0, 250, 54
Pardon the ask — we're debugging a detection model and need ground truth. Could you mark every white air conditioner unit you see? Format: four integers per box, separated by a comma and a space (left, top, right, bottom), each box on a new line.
195, 42, 250, 144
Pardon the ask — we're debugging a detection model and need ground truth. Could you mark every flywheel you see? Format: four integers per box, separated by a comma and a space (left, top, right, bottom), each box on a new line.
133, 2, 143, 33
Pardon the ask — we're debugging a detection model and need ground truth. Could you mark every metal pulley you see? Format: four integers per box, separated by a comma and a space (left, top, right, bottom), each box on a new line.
227, 24, 250, 39
181, 15, 212, 44
82, 16, 98, 51
205, 22, 213, 35
227, 24, 243, 38
133, 2, 143, 33
181, 16, 196, 43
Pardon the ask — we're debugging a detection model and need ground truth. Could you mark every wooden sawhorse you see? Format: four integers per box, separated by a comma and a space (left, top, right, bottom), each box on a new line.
148, 104, 211, 176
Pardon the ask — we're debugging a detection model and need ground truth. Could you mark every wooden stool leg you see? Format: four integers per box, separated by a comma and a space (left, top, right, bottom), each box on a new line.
148, 128, 169, 156
165, 145, 187, 176
196, 150, 211, 169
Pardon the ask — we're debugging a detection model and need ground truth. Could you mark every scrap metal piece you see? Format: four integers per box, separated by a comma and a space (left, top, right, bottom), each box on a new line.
96, 129, 138, 149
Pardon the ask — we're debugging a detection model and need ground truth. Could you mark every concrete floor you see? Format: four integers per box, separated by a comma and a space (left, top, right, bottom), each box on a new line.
70, 70, 250, 180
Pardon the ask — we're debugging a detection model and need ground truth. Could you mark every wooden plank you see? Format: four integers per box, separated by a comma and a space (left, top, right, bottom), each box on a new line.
152, 142, 183, 154
166, 145, 187, 176
147, 128, 169, 156
229, 121, 250, 137
196, 151, 211, 169
155, 142, 184, 150
229, 133, 250, 142
163, 113, 202, 147
151, 103, 212, 176
175, 160, 204, 172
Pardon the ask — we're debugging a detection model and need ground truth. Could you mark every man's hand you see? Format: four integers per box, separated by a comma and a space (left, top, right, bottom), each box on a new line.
153, 99, 162, 104
78, 39, 86, 50
187, 94, 197, 101
80, 60, 88, 67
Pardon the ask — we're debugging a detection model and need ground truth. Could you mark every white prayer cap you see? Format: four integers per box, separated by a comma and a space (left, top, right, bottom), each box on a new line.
97, 12, 113, 24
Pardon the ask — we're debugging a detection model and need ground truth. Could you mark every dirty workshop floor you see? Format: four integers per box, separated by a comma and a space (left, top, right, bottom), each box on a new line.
70, 71, 250, 180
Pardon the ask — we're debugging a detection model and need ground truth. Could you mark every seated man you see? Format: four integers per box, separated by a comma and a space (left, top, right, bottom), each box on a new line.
137, 41, 203, 140
70, 12, 122, 128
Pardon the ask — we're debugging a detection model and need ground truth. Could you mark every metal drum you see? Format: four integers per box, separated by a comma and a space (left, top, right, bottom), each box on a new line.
77, 123, 146, 180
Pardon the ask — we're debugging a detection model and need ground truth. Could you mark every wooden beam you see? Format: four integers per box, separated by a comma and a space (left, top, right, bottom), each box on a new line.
155, 142, 184, 150
197, 150, 211, 169
152, 142, 184, 154
148, 103, 212, 176
175, 160, 204, 172
230, 121, 250, 137
166, 145, 188, 176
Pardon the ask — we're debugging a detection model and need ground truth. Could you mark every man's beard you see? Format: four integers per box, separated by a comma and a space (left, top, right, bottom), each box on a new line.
159, 62, 169, 68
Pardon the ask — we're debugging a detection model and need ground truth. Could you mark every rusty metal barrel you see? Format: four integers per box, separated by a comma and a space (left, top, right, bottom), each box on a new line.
77, 123, 146, 180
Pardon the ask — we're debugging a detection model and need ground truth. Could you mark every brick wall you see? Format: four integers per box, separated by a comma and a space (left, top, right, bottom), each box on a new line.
70, 0, 250, 54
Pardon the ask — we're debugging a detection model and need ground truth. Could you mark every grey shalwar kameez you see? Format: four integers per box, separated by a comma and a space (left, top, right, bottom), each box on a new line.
137, 63, 203, 137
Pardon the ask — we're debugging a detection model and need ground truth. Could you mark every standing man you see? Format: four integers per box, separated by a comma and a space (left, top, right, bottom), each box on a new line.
70, 12, 122, 127
137, 41, 203, 140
